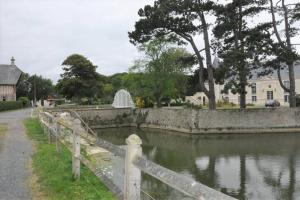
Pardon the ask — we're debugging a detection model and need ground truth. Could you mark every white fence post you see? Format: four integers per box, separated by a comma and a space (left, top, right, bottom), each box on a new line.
124, 134, 142, 200
72, 119, 81, 180
56, 122, 61, 154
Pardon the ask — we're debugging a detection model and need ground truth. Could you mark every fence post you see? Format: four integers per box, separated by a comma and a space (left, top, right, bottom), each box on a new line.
56, 122, 61, 154
124, 134, 142, 200
72, 119, 81, 180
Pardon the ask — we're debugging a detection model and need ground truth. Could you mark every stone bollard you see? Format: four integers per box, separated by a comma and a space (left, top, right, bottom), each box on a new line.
124, 134, 142, 200
72, 119, 81, 180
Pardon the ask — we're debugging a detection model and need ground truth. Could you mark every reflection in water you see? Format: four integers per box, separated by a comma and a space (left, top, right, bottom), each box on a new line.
96, 127, 300, 200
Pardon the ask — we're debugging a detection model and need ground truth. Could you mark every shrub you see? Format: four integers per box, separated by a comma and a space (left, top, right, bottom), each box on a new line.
0, 101, 23, 112
184, 101, 202, 109
135, 97, 145, 108
18, 97, 30, 107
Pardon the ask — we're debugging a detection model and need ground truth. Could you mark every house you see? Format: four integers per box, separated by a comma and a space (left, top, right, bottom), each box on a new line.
186, 62, 300, 107
0, 57, 23, 101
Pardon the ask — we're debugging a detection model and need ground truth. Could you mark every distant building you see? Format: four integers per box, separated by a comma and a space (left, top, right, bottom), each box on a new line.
0, 57, 23, 101
186, 62, 300, 107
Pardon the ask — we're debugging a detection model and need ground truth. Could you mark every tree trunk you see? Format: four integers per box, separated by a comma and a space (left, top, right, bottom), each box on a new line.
200, 12, 216, 110
288, 63, 297, 107
282, 0, 297, 107
240, 88, 246, 109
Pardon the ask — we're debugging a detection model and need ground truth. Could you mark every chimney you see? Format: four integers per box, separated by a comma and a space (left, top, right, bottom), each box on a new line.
11, 57, 15, 65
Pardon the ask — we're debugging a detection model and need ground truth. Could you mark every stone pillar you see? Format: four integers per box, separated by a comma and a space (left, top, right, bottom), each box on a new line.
56, 122, 61, 154
124, 134, 142, 200
72, 119, 81, 180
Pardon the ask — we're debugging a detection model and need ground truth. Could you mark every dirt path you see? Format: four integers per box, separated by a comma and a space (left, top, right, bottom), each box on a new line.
0, 109, 33, 200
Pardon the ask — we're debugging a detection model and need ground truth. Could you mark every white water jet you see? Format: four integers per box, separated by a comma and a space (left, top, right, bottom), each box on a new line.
112, 89, 135, 108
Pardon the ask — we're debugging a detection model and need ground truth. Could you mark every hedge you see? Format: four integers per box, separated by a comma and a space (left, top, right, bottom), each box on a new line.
0, 101, 24, 112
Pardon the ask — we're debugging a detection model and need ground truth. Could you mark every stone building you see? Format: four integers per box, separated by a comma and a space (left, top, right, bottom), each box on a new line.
186, 62, 300, 107
0, 57, 23, 101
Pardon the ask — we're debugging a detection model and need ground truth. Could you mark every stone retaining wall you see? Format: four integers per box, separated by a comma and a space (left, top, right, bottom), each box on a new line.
58, 107, 300, 134
140, 108, 300, 134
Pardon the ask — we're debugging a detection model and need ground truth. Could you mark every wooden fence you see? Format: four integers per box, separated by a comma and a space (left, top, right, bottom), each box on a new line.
37, 109, 236, 200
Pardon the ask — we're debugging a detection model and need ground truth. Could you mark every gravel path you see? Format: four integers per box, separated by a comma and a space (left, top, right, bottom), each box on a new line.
0, 109, 33, 200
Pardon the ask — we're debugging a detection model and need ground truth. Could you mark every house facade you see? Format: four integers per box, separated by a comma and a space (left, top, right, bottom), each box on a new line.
186, 63, 300, 107
0, 57, 23, 101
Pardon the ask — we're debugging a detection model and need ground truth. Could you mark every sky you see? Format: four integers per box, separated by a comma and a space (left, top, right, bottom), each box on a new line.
0, 0, 153, 82
0, 0, 299, 82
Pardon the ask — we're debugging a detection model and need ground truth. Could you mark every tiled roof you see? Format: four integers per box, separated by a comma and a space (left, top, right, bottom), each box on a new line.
0, 64, 22, 85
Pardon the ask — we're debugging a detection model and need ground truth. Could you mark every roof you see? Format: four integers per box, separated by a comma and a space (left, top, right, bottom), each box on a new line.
0, 64, 22, 85
253, 62, 300, 81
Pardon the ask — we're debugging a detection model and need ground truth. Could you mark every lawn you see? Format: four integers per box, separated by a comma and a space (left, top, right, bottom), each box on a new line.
0, 124, 7, 134
24, 118, 116, 200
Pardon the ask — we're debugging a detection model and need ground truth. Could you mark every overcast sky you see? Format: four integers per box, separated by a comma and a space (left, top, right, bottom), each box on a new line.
0, 0, 299, 82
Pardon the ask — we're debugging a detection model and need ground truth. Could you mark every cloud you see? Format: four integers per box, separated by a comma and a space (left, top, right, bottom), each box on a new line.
0, 0, 152, 82
0, 0, 299, 82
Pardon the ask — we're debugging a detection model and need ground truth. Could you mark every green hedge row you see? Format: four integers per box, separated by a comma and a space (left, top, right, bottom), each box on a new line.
0, 101, 24, 112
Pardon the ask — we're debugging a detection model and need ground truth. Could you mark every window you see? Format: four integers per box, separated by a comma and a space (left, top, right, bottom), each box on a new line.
251, 83, 256, 94
267, 91, 273, 100
203, 97, 206, 105
284, 95, 289, 103
252, 96, 257, 102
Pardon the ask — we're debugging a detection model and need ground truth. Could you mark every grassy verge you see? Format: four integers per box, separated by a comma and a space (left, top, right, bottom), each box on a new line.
0, 124, 7, 135
24, 118, 116, 200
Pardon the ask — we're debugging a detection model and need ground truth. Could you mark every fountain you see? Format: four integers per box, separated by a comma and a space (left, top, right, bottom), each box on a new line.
112, 89, 135, 108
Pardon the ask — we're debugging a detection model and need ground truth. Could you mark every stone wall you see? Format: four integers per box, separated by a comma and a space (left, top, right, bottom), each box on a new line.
140, 108, 300, 133
70, 107, 300, 134
75, 108, 135, 129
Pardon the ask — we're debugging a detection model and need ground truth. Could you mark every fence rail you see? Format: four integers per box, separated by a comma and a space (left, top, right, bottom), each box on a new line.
37, 109, 237, 200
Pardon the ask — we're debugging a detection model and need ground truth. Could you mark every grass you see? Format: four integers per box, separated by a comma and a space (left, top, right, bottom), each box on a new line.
24, 118, 116, 200
0, 124, 7, 135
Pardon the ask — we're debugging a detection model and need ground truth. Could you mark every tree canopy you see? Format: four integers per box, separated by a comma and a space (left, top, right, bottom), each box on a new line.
56, 54, 104, 101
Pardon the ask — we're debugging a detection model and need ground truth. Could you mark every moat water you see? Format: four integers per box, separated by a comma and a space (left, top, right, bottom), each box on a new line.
96, 127, 300, 200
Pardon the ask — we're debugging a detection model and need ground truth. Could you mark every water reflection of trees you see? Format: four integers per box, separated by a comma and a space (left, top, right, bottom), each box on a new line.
255, 152, 297, 200
97, 128, 300, 200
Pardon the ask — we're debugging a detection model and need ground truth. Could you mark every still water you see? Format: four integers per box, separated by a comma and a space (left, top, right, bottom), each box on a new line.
96, 127, 300, 200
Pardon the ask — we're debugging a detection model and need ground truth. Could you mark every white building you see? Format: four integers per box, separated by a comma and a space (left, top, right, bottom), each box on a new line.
186, 63, 300, 107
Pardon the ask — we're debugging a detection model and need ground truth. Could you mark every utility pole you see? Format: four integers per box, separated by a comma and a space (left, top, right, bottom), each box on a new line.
34, 74, 37, 106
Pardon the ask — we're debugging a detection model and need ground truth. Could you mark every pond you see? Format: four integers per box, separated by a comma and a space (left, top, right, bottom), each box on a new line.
96, 127, 300, 200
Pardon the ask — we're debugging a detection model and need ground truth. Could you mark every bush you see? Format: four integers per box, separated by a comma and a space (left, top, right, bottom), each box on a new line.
184, 102, 202, 109
0, 101, 24, 112
18, 97, 30, 107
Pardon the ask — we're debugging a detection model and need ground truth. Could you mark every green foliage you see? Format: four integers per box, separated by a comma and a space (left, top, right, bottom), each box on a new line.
129, 37, 192, 107
213, 0, 272, 108
17, 73, 54, 101
0, 101, 23, 112
24, 118, 115, 200
56, 54, 104, 102
184, 102, 202, 110
18, 97, 30, 107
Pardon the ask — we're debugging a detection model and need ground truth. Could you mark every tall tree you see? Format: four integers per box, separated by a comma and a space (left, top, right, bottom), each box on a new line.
16, 73, 54, 101
268, 0, 300, 107
56, 54, 103, 102
130, 37, 192, 107
129, 0, 217, 110
213, 0, 272, 109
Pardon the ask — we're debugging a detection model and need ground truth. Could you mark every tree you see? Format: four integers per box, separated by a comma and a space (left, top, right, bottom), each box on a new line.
28, 75, 54, 101
213, 0, 272, 109
130, 37, 192, 107
16, 73, 31, 99
17, 73, 54, 102
129, 0, 217, 110
268, 0, 300, 107
56, 54, 103, 102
